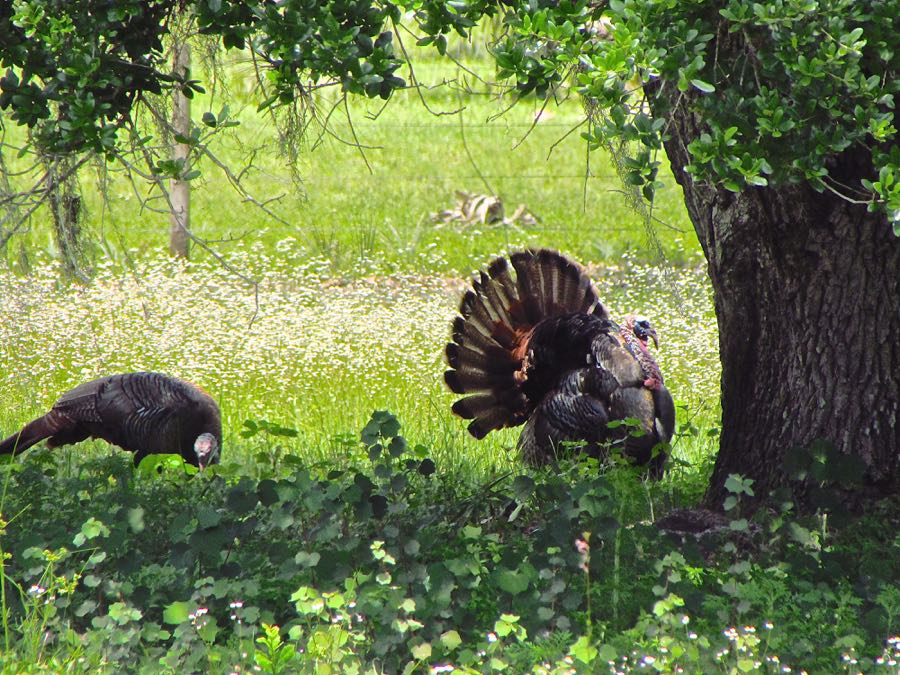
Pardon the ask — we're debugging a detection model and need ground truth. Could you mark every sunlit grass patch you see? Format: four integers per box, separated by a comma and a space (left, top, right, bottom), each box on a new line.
0, 247, 719, 482
0, 51, 701, 276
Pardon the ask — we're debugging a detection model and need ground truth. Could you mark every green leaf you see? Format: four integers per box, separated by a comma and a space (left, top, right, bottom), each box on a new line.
737, 657, 757, 672
109, 602, 142, 624
569, 635, 598, 664
163, 601, 191, 625
511, 474, 535, 500
74, 517, 109, 546
411, 642, 432, 660
724, 474, 753, 496
787, 522, 817, 547
240, 419, 258, 438
691, 78, 715, 93
389, 435, 407, 457
597, 643, 617, 662
127, 507, 145, 533
197, 506, 221, 529
494, 568, 530, 595
294, 550, 320, 568
729, 518, 749, 532
440, 630, 462, 651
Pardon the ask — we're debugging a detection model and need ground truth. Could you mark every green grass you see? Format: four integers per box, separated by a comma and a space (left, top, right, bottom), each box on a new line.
1, 50, 717, 484
0, 253, 719, 486
2, 46, 899, 675
2, 52, 700, 276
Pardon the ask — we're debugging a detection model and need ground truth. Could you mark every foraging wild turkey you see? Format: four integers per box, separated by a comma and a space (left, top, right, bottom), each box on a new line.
445, 249, 675, 475
0, 372, 221, 468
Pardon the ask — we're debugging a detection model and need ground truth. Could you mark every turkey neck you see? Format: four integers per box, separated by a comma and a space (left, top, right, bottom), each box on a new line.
618, 325, 664, 389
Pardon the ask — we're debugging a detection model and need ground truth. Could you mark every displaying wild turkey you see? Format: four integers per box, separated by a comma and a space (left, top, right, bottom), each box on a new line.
445, 249, 675, 475
0, 372, 221, 468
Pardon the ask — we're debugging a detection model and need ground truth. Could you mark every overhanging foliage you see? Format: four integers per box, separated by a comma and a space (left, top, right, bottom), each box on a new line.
1, 0, 896, 225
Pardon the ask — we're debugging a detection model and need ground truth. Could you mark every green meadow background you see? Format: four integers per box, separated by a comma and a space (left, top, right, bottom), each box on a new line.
0, 50, 718, 484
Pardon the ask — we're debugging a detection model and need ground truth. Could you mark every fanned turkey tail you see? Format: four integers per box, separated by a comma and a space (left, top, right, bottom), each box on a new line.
445, 249, 606, 439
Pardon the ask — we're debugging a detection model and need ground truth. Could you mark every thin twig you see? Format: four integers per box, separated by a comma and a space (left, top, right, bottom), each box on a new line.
310, 96, 345, 152
392, 18, 466, 117
457, 94, 496, 196
0, 155, 91, 249
364, 96, 392, 122
311, 96, 383, 152
605, 190, 685, 232
511, 65, 574, 151
197, 144, 295, 227
547, 118, 588, 160
122, 142, 261, 328
512, 96, 552, 150
486, 96, 520, 124
821, 174, 872, 201
138, 96, 298, 228
342, 94, 373, 174
582, 121, 592, 213
398, 22, 495, 87
821, 177, 874, 205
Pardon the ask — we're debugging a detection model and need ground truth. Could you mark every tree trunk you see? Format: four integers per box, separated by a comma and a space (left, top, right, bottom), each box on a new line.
169, 40, 191, 259
0, 147, 21, 250
45, 156, 90, 281
661, 104, 900, 508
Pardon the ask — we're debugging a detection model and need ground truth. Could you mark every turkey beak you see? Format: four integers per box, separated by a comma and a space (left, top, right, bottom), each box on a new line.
198, 448, 216, 471
648, 328, 659, 350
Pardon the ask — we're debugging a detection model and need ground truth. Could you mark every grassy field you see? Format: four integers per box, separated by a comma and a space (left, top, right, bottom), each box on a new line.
3, 52, 701, 274
0, 51, 717, 482
2, 47, 899, 675
0, 250, 719, 485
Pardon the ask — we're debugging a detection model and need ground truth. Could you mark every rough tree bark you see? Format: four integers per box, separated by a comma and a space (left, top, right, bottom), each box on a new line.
659, 95, 900, 507
45, 156, 90, 281
169, 40, 191, 259
0, 148, 19, 249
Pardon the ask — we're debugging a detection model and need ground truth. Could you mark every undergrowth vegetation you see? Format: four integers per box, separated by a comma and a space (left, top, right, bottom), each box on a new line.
1, 413, 898, 673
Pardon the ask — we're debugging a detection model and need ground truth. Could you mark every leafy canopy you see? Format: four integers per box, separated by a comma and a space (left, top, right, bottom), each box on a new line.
489, 0, 897, 226
0, 0, 896, 227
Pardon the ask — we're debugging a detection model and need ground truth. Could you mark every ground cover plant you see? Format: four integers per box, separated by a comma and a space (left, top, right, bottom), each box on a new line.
1, 245, 897, 673
0, 413, 898, 673
1, 9, 898, 673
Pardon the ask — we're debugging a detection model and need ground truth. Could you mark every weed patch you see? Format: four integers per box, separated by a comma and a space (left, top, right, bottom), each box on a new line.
0, 413, 896, 672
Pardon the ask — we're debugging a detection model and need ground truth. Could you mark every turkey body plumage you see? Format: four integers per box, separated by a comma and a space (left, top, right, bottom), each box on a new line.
0, 372, 222, 468
445, 249, 675, 475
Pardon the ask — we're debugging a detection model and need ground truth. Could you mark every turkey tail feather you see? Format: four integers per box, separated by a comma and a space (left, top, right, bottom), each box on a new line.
0, 414, 61, 456
446, 249, 603, 437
